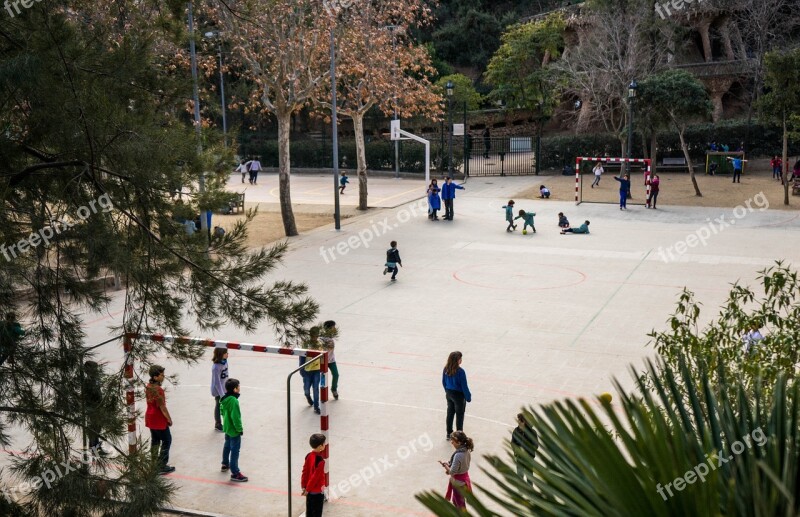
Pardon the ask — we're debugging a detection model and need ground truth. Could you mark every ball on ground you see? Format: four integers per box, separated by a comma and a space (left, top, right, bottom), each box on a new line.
522, 230, 528, 235
599, 392, 613, 404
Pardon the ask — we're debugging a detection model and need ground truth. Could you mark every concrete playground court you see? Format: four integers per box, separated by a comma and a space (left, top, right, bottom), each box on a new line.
8, 176, 800, 517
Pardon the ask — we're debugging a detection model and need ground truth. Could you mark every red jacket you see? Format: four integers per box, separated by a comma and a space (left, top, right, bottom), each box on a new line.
301, 451, 326, 493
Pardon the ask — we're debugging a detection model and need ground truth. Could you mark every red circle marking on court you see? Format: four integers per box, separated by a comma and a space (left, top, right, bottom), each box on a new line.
453, 263, 587, 291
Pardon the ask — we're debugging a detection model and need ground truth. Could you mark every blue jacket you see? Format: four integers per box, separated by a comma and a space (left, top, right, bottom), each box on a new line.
441, 182, 464, 200
503, 205, 514, 221
428, 187, 441, 210
442, 368, 472, 402
614, 176, 630, 192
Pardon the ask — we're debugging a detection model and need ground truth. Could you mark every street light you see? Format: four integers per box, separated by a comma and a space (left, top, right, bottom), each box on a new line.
325, 0, 342, 230
446, 80, 454, 175
204, 31, 228, 148
627, 80, 638, 160
385, 25, 401, 179
187, 1, 209, 246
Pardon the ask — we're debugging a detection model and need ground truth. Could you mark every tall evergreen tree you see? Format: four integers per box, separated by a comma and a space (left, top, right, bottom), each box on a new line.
0, 1, 317, 514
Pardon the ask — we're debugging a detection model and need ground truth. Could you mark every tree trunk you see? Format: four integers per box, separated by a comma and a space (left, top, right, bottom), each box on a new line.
783, 112, 790, 206
353, 113, 368, 211
277, 109, 298, 236
679, 128, 702, 197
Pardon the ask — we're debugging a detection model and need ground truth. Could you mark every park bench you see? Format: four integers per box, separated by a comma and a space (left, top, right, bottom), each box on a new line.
229, 192, 245, 214
660, 156, 688, 172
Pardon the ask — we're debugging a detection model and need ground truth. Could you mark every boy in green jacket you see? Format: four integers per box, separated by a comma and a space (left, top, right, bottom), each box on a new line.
220, 378, 248, 482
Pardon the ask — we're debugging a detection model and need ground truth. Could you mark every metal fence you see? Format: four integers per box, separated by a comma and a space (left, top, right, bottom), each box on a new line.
467, 136, 537, 176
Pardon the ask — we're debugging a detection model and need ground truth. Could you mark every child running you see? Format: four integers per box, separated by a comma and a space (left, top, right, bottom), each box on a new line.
220, 378, 248, 482
383, 241, 402, 281
339, 172, 349, 194
558, 212, 570, 229
515, 210, 536, 233
502, 200, 516, 232
301, 433, 327, 517
211, 347, 229, 431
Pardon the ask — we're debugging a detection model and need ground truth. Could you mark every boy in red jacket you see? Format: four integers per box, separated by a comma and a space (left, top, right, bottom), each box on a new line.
301, 433, 327, 517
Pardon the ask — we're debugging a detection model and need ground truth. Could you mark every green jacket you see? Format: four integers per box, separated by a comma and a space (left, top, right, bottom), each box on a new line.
219, 394, 243, 437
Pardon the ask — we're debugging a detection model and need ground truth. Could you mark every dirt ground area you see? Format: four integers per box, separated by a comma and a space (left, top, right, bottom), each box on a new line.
522, 158, 799, 210
212, 203, 360, 248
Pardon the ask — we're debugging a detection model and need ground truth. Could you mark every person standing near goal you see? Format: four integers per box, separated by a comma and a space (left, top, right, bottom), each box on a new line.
614, 174, 630, 210
591, 162, 603, 188
646, 174, 660, 209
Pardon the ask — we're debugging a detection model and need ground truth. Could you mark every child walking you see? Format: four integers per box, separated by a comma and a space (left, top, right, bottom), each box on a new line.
511, 413, 538, 485
515, 210, 536, 233
383, 241, 402, 281
319, 321, 340, 400
302, 433, 327, 517
145, 365, 175, 474
440, 431, 474, 511
303, 327, 322, 414
502, 200, 516, 232
211, 348, 229, 431
220, 378, 248, 482
339, 172, 349, 194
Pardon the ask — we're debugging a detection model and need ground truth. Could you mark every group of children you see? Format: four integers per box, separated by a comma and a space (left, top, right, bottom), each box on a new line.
145, 333, 335, 515
502, 200, 590, 235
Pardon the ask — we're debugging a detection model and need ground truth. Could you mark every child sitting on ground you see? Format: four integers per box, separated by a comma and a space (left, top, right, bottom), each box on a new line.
561, 220, 590, 235
558, 212, 570, 229
515, 210, 536, 233
539, 185, 551, 199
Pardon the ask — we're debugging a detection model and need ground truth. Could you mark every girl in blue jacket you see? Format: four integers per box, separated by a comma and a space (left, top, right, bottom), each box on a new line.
442, 351, 472, 440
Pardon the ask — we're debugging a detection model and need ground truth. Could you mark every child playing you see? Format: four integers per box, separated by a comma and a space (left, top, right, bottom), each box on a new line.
145, 365, 175, 474
211, 347, 229, 431
539, 185, 550, 199
502, 200, 516, 232
558, 212, 570, 229
319, 321, 340, 400
511, 413, 538, 485
301, 433, 327, 517
515, 210, 536, 233
613, 174, 630, 210
561, 220, 590, 234
303, 327, 322, 414
339, 172, 349, 194
383, 241, 402, 281
220, 378, 248, 481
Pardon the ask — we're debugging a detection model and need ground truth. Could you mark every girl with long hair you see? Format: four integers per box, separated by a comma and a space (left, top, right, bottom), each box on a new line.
442, 351, 471, 441
439, 431, 474, 510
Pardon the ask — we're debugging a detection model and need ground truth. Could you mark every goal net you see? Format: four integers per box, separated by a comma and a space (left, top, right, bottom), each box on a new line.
575, 157, 652, 205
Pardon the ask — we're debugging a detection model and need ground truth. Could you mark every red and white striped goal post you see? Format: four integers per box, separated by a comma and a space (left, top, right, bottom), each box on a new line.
122, 333, 330, 486
574, 157, 652, 205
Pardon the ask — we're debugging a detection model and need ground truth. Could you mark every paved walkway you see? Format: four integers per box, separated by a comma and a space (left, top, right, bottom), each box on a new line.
4, 176, 799, 517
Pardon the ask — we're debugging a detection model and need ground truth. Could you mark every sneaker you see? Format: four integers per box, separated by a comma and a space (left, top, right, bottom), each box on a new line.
215, 423, 223, 432
314, 407, 321, 414
332, 390, 339, 400
446, 434, 451, 441
305, 394, 314, 406
383, 267, 388, 275
159, 465, 176, 475
230, 473, 249, 482
391, 278, 397, 282
221, 464, 229, 472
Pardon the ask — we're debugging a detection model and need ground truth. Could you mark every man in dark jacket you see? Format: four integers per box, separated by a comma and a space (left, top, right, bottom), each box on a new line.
440, 177, 466, 221
511, 413, 538, 484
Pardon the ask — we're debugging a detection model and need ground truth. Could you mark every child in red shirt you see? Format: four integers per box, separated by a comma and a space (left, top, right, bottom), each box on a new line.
301, 433, 327, 517
145, 365, 175, 474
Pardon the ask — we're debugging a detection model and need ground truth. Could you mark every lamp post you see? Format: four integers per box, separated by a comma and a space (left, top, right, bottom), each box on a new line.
187, 1, 209, 245
446, 80, 454, 176
627, 80, 638, 161
385, 25, 400, 179
326, 1, 341, 230
204, 31, 228, 148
